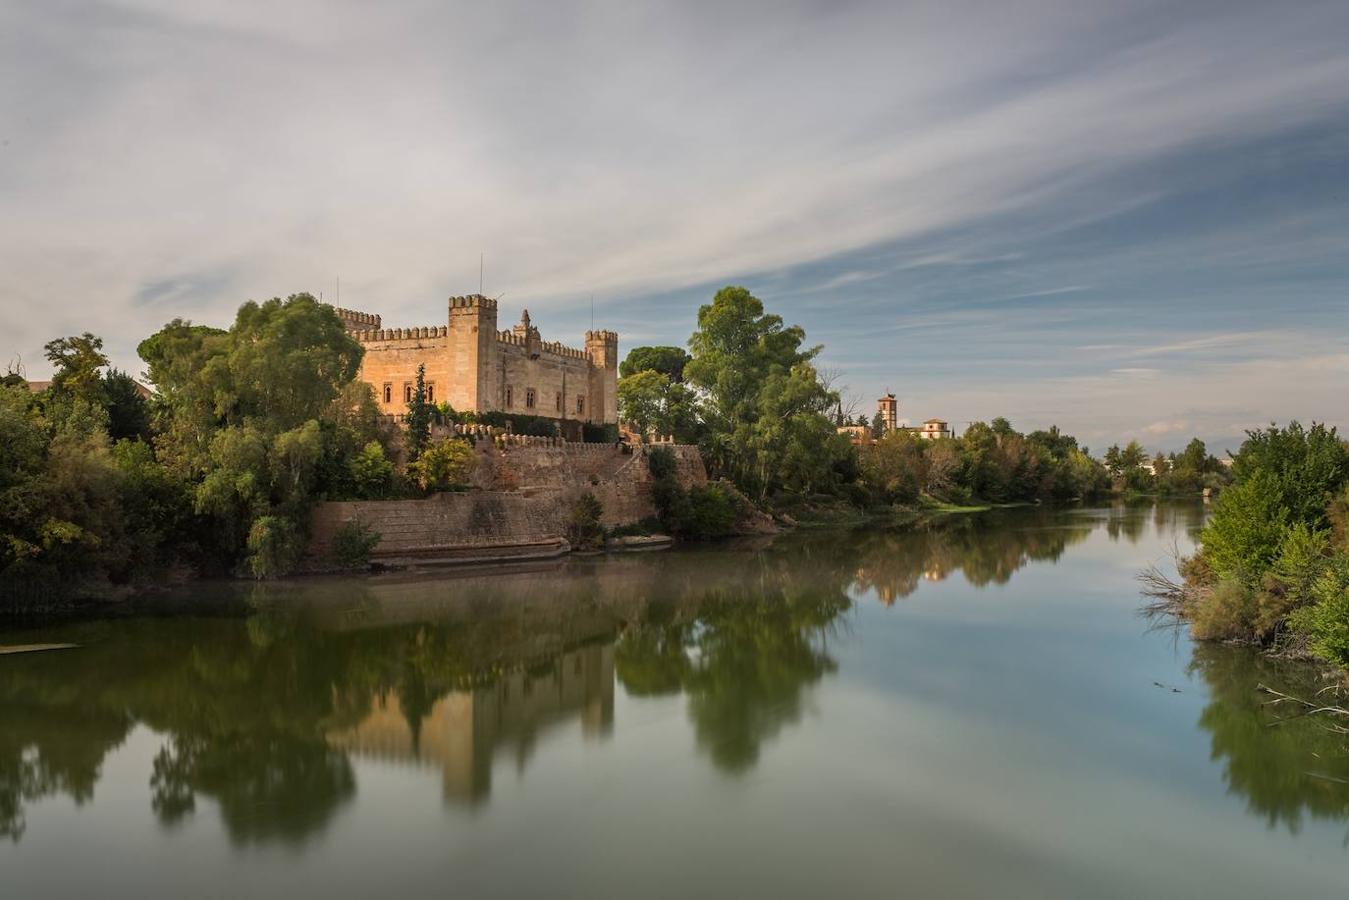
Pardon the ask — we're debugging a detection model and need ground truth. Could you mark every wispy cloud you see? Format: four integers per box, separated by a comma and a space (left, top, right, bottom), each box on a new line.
0, 0, 1345, 450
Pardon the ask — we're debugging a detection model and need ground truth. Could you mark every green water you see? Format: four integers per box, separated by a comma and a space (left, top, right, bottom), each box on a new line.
3, 503, 1347, 898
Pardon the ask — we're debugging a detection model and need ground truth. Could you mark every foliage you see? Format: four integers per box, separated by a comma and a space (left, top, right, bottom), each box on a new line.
348, 441, 394, 499
103, 369, 151, 441
568, 493, 605, 550
684, 286, 846, 502
861, 430, 924, 504
647, 447, 738, 539
405, 363, 431, 459
1176, 422, 1349, 661
44, 332, 109, 403
617, 369, 699, 440
245, 515, 304, 579
1288, 556, 1349, 665
582, 422, 620, 444
408, 439, 476, 492
619, 346, 690, 381
330, 518, 381, 570
469, 410, 560, 438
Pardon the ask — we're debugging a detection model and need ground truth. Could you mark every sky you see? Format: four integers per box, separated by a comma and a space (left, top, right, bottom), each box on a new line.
2, 0, 1346, 453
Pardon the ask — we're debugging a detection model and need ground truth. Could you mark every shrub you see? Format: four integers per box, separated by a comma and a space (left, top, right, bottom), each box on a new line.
582, 422, 620, 444
683, 484, 736, 538
568, 493, 605, 550
1190, 579, 1255, 642
1199, 473, 1290, 585
245, 515, 304, 579
408, 438, 476, 491
1288, 556, 1349, 666
348, 441, 394, 498
331, 518, 380, 570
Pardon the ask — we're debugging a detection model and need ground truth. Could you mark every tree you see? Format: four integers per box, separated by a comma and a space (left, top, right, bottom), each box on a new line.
406, 363, 431, 459
137, 295, 371, 575
619, 346, 691, 381
684, 286, 843, 501
618, 369, 698, 440
44, 333, 109, 403
408, 439, 476, 492
568, 493, 605, 550
861, 430, 925, 504
103, 369, 151, 442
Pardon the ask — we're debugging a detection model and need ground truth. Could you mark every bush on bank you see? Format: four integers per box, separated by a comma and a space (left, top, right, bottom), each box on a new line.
1168, 422, 1349, 666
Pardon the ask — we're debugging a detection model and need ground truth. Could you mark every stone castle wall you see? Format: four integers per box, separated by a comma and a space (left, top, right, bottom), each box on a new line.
341, 296, 618, 425
308, 443, 706, 566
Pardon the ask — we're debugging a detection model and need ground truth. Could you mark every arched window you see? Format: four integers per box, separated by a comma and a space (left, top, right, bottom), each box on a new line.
506, 385, 514, 407
383, 383, 392, 404
404, 383, 413, 403
426, 383, 435, 404
555, 392, 562, 412
575, 396, 585, 415
525, 388, 537, 409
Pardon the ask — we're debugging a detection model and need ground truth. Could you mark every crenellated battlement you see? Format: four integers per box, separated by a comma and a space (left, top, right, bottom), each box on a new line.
449, 294, 497, 310
585, 329, 619, 344
496, 330, 590, 361
354, 325, 450, 343
330, 306, 382, 331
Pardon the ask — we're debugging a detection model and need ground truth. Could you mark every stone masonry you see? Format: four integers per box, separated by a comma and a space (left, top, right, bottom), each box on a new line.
331, 297, 618, 427
308, 443, 707, 567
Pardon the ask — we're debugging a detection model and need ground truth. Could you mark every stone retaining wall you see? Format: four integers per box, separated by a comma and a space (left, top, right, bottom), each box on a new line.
308, 443, 707, 567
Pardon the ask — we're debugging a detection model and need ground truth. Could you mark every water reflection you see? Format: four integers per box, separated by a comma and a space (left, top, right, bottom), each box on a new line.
1190, 644, 1349, 834
4, 501, 1333, 857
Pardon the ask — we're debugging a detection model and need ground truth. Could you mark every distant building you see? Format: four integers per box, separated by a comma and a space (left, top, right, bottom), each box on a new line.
876, 393, 898, 432
26, 379, 152, 398
914, 418, 953, 440
836, 424, 873, 447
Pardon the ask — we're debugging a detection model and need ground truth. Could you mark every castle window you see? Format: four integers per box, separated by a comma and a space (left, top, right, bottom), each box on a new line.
526, 388, 536, 409
506, 385, 513, 407
555, 392, 562, 412
576, 396, 585, 415
404, 383, 413, 403
426, 383, 435, 404
383, 383, 392, 404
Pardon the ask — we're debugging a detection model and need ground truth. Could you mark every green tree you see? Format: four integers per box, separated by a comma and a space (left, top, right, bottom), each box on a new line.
619, 346, 691, 381
860, 429, 924, 504
137, 295, 370, 575
684, 286, 843, 501
568, 493, 605, 550
102, 369, 151, 442
406, 363, 431, 459
44, 333, 109, 404
618, 369, 698, 440
348, 441, 394, 499
408, 439, 476, 492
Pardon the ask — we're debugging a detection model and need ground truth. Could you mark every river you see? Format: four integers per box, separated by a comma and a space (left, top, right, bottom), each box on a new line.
2, 502, 1347, 898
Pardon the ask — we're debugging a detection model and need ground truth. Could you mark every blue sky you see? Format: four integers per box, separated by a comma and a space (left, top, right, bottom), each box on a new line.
2, 0, 1346, 452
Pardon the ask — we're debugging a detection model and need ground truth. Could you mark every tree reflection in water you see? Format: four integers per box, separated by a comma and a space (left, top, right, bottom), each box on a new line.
1190, 644, 1349, 834
2, 501, 1302, 852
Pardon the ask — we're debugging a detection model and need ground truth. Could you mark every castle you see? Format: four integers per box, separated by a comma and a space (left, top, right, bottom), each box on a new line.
331, 295, 618, 428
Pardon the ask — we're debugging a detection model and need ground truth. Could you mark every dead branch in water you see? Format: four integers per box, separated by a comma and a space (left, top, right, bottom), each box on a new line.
1138, 563, 1188, 623
1258, 683, 1349, 735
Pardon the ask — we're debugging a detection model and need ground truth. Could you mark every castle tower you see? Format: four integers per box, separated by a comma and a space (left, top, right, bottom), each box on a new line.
876, 393, 898, 432
585, 330, 619, 425
447, 295, 498, 412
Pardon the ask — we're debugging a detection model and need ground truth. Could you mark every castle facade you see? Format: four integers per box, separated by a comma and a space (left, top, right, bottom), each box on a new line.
333, 295, 618, 426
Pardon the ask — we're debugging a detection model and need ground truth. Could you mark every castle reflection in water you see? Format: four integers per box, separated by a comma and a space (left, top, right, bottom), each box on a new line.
5, 502, 1249, 849
328, 645, 614, 805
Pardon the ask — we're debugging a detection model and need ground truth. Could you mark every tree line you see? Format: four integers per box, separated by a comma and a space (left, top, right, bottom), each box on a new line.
617, 285, 1239, 514
1, 294, 479, 603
